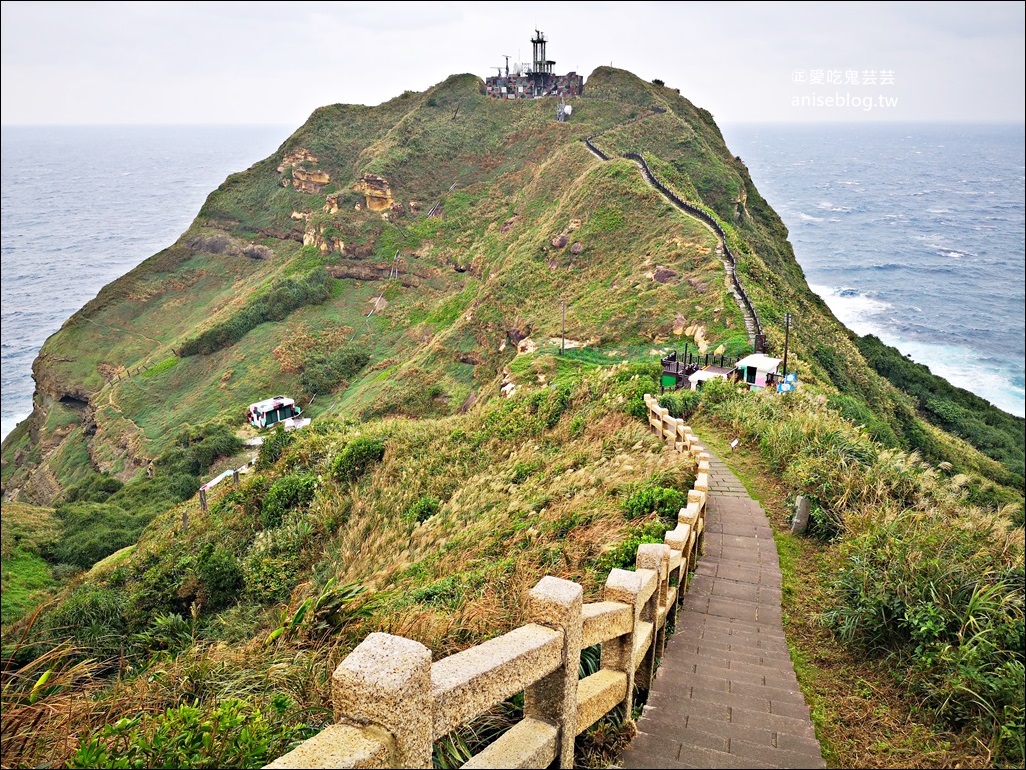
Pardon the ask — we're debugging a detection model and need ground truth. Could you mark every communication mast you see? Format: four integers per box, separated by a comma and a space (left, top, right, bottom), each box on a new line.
531, 30, 554, 75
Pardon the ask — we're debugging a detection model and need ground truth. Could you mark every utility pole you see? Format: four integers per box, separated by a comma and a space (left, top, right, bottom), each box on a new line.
783, 312, 792, 376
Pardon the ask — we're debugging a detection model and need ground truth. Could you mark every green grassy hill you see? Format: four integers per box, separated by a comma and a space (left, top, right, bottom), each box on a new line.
1, 67, 1022, 769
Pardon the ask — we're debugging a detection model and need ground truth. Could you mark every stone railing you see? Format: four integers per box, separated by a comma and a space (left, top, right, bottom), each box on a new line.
266, 395, 710, 770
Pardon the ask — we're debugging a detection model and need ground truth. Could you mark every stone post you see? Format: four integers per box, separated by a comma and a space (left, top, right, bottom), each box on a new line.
525, 576, 583, 769
600, 569, 644, 725
637, 543, 671, 664
331, 632, 433, 768
791, 495, 811, 534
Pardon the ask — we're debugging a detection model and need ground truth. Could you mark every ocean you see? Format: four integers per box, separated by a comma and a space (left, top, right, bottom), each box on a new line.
1, 122, 1023, 445
720, 122, 1025, 417
1, 125, 293, 442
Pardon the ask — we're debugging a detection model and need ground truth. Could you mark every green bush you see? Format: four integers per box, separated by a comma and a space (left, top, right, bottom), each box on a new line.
825, 510, 1024, 765
622, 484, 688, 524
190, 425, 244, 469
179, 269, 333, 357
242, 524, 311, 604
405, 495, 440, 523
48, 502, 152, 570
697, 376, 742, 405
257, 426, 296, 469
299, 349, 370, 396
68, 698, 309, 769
330, 437, 386, 485
197, 546, 245, 611
65, 473, 123, 504
659, 389, 700, 421
42, 584, 128, 663
261, 474, 317, 528
594, 520, 669, 574
612, 363, 660, 421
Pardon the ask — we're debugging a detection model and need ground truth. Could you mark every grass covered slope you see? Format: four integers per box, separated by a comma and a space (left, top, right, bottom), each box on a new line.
1, 360, 698, 769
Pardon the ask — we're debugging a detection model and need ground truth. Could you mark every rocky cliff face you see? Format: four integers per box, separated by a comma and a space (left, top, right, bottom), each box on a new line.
278, 147, 331, 193
353, 173, 393, 211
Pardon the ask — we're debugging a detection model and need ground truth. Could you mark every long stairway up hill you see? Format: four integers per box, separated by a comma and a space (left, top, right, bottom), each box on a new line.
616, 453, 825, 770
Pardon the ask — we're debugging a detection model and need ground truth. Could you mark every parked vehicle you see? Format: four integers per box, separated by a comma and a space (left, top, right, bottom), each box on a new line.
247, 395, 310, 431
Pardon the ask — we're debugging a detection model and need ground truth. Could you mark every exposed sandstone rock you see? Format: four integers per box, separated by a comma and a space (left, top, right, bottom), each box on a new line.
353, 174, 394, 211
277, 147, 318, 173
292, 168, 331, 194
323, 194, 340, 214
303, 224, 344, 255
551, 234, 569, 249
570, 242, 583, 255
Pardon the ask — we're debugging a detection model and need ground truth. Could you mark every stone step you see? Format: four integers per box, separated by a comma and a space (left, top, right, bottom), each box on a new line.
617, 447, 823, 770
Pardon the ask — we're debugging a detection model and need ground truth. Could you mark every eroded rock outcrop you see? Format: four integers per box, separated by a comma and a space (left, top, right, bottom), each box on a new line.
277, 147, 318, 173
278, 147, 331, 194
292, 168, 331, 194
303, 224, 345, 255
353, 174, 394, 211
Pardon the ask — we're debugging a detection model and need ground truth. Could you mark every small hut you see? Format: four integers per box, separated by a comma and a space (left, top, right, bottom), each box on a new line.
733, 354, 783, 390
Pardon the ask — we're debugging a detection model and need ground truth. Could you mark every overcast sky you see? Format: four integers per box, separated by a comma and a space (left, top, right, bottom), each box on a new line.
2, 1, 1024, 126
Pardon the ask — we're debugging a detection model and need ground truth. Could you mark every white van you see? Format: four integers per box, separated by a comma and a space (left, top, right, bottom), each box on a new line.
247, 395, 311, 431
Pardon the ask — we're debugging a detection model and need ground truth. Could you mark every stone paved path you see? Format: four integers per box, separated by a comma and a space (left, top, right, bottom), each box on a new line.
616, 453, 825, 769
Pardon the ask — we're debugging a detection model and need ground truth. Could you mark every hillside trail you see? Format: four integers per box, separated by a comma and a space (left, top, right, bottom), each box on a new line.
614, 450, 826, 769
582, 139, 761, 349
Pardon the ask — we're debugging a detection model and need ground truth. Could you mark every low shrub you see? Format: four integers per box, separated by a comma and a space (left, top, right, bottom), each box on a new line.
196, 546, 245, 611
330, 437, 386, 485
659, 389, 700, 421
261, 474, 318, 528
68, 698, 309, 769
405, 495, 440, 524
621, 484, 687, 524
257, 426, 296, 469
299, 349, 370, 396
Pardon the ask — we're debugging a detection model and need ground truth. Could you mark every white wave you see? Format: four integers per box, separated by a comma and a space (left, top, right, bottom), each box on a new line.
810, 284, 893, 337
810, 285, 1025, 417
816, 202, 851, 213
1, 412, 30, 444
884, 338, 1025, 418
798, 212, 825, 222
